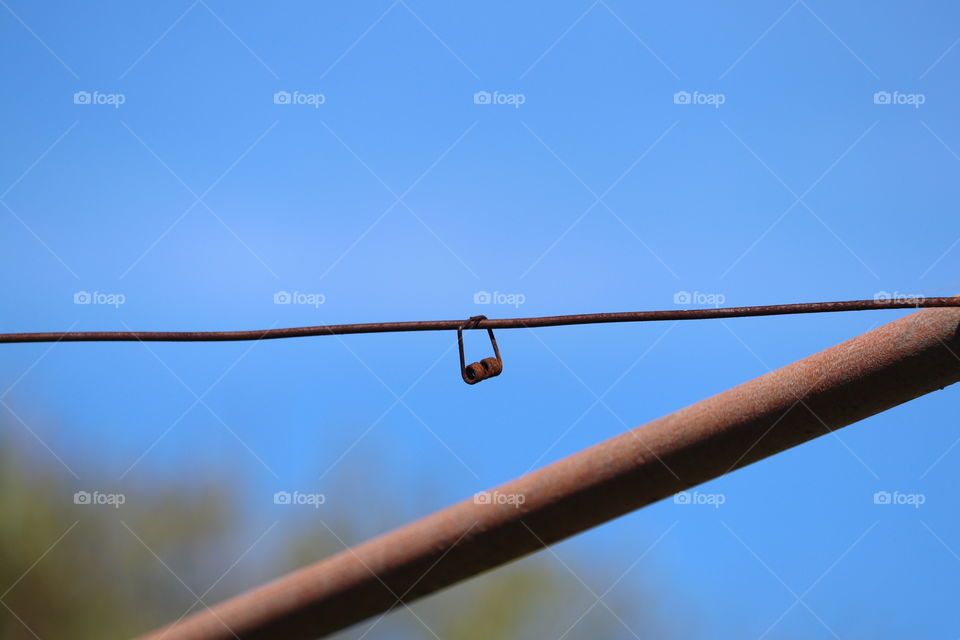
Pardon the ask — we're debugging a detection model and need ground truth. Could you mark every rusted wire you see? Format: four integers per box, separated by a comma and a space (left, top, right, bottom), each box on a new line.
1, 298, 957, 344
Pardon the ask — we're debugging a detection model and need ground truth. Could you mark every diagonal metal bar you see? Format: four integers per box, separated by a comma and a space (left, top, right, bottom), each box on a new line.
137, 302, 960, 640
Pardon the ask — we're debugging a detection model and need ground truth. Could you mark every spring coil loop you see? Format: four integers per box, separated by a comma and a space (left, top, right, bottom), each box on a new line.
457, 316, 503, 385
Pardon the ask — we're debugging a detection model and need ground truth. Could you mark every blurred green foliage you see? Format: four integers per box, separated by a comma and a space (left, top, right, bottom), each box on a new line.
0, 439, 672, 639
0, 443, 231, 639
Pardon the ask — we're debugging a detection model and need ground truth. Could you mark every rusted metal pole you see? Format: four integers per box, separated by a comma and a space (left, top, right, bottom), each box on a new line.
137, 304, 960, 640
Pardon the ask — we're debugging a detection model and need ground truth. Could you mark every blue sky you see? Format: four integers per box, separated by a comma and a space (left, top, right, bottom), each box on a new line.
2, 1, 960, 637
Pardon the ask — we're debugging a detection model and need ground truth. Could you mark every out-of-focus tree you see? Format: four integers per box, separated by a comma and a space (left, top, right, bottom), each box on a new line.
0, 434, 675, 639
0, 438, 233, 640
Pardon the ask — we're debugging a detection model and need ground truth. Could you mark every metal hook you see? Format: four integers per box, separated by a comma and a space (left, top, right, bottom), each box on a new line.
457, 315, 503, 385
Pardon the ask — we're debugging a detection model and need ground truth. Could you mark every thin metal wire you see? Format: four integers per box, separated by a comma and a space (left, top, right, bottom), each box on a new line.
0, 298, 957, 344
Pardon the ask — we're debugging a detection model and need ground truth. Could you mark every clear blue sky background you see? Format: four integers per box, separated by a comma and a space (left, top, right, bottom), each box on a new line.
2, 1, 960, 637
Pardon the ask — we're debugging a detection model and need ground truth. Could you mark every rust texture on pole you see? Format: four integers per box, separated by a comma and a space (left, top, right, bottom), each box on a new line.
137, 304, 960, 640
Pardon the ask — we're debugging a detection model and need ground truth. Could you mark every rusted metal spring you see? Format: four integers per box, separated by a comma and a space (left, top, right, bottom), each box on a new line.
457, 315, 503, 384
136, 304, 960, 640
1, 298, 958, 343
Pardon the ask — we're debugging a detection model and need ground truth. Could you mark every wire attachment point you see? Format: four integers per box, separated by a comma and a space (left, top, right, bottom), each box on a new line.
457, 315, 503, 385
